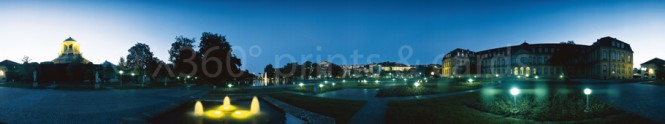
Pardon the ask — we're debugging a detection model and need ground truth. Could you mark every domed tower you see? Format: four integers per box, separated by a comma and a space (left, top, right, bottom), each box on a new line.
60, 37, 81, 55
52, 37, 91, 64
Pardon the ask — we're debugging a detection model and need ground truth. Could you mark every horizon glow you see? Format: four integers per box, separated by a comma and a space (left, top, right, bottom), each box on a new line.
1, 0, 664, 73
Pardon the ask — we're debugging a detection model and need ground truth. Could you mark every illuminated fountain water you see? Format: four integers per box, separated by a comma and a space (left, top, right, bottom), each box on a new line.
220, 96, 237, 111
195, 96, 262, 120
250, 96, 260, 114
194, 101, 204, 116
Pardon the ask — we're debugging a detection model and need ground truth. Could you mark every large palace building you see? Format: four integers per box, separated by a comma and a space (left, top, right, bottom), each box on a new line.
442, 36, 633, 79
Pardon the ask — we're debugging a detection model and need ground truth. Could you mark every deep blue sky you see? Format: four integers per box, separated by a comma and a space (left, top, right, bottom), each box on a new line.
1, 0, 664, 72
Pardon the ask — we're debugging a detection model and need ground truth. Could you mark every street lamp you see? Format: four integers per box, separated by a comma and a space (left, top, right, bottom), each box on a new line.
414, 82, 421, 87
510, 87, 520, 112
584, 88, 592, 112
118, 71, 124, 86
131, 73, 135, 83
319, 84, 324, 88
298, 82, 304, 87
227, 84, 233, 88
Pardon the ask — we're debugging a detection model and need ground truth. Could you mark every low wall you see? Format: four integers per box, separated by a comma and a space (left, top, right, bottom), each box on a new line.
262, 96, 336, 124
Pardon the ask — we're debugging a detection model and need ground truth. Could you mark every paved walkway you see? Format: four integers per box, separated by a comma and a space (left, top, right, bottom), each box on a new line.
299, 87, 486, 124
0, 87, 207, 124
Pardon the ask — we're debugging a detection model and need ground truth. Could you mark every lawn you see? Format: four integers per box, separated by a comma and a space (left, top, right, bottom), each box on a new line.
208, 87, 289, 94
376, 79, 492, 97
385, 92, 656, 124
292, 84, 343, 94
268, 93, 366, 124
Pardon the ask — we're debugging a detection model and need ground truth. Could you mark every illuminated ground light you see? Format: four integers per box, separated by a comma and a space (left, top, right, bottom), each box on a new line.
467, 78, 474, 83
584, 88, 592, 112
535, 76, 539, 79
227, 84, 234, 88
414, 82, 421, 87
510, 87, 520, 112
298, 83, 304, 87
319, 84, 324, 88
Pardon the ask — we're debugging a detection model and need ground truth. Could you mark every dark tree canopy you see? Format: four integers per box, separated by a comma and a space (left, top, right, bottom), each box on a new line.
264, 64, 275, 78
125, 43, 158, 76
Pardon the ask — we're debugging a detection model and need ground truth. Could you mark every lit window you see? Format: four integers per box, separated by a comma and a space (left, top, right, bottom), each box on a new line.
0, 70, 4, 76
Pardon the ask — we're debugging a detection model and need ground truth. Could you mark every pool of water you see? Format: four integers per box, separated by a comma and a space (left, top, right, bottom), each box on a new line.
153, 98, 287, 124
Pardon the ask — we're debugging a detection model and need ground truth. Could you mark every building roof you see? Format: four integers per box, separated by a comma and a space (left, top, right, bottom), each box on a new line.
592, 36, 633, 52
64, 37, 76, 42
641, 58, 665, 65
0, 60, 20, 66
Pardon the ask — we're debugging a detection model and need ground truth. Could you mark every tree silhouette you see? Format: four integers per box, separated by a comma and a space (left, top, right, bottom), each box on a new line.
125, 43, 158, 77
264, 64, 275, 78
198, 32, 242, 82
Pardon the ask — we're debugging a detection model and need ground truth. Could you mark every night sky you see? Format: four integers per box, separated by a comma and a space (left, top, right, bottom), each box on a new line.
1, 0, 664, 72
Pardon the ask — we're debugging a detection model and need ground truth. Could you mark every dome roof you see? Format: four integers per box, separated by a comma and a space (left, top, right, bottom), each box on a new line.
64, 37, 76, 42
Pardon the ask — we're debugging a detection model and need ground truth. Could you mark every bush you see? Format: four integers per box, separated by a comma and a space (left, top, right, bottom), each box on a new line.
468, 92, 621, 121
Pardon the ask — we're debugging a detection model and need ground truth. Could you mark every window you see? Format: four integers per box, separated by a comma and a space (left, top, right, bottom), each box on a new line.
602, 50, 608, 60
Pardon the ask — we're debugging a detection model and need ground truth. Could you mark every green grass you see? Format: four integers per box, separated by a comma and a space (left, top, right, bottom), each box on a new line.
208, 87, 289, 94
268, 93, 366, 124
376, 80, 490, 97
292, 85, 343, 94
385, 92, 656, 124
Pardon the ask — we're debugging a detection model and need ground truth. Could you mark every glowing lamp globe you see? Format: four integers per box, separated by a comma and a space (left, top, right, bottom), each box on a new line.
510, 87, 520, 96
584, 88, 592, 95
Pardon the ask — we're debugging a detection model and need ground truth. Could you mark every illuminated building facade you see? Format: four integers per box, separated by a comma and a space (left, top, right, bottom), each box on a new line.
442, 36, 633, 79
640, 58, 665, 80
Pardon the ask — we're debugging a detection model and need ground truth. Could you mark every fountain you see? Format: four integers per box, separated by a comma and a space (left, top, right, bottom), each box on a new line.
195, 96, 261, 120
194, 101, 204, 116
219, 96, 236, 111
250, 96, 260, 114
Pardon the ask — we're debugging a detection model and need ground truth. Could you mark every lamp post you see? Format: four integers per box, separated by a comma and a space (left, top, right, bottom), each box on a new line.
186, 75, 191, 84
510, 87, 520, 113
131, 73, 135, 83
119, 71, 124, 87
584, 88, 592, 112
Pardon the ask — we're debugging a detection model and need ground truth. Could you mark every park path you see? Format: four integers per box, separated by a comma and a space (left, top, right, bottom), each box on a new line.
0, 87, 207, 124
301, 87, 486, 124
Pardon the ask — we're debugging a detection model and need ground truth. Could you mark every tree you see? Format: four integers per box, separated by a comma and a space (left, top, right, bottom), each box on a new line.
330, 63, 344, 78
21, 56, 31, 64
198, 32, 242, 81
118, 57, 126, 70
169, 36, 197, 76
125, 43, 157, 77
168, 36, 196, 64
264, 64, 275, 78
302, 61, 313, 79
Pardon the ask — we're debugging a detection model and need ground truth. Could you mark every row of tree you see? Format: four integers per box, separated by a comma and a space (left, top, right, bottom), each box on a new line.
114, 32, 254, 84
